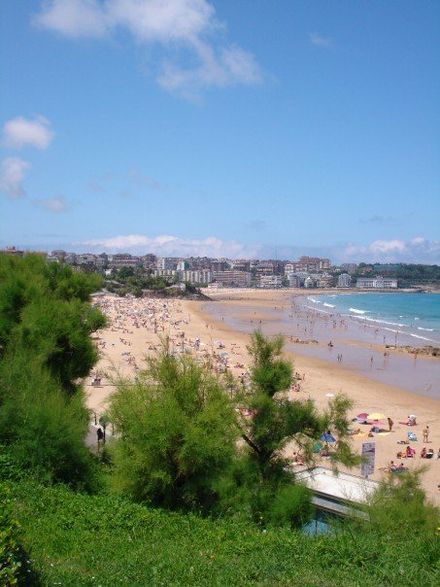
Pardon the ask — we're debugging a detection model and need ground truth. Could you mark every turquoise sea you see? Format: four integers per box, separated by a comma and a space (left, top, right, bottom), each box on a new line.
306, 292, 440, 345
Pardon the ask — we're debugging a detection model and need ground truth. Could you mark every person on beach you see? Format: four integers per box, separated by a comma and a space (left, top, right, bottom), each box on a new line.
387, 417, 394, 432
423, 425, 430, 443
97, 427, 104, 450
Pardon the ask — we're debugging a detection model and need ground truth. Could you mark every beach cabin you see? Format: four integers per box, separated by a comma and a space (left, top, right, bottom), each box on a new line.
295, 467, 379, 533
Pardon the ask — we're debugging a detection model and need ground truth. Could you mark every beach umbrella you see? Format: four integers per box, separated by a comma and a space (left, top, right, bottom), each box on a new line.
320, 432, 336, 443
367, 412, 386, 421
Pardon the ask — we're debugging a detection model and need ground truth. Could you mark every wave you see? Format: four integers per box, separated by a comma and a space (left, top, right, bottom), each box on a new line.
409, 333, 437, 342
349, 314, 408, 327
323, 303, 335, 308
349, 307, 368, 315
307, 297, 320, 303
417, 327, 434, 332
414, 317, 420, 320
304, 305, 331, 315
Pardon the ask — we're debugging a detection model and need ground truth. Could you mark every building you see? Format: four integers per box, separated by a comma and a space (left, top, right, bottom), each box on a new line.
142, 254, 157, 270
211, 260, 230, 272
232, 259, 251, 272
287, 274, 301, 288
157, 257, 178, 271
109, 254, 140, 268
316, 274, 335, 288
76, 253, 97, 266
255, 260, 285, 275
180, 269, 212, 285
49, 250, 66, 262
1, 246, 24, 256
338, 273, 352, 288
177, 260, 189, 271
356, 276, 398, 289
295, 467, 378, 521
340, 263, 358, 275
153, 269, 177, 280
258, 274, 283, 288
304, 276, 316, 288
212, 270, 251, 287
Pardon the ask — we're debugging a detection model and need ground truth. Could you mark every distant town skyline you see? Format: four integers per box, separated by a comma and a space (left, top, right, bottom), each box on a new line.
1, 1, 439, 263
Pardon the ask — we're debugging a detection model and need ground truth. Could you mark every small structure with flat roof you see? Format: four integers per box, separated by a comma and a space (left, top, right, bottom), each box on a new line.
296, 466, 379, 517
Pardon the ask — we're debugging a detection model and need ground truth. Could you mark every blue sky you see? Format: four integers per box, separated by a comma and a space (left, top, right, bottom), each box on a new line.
1, 0, 439, 262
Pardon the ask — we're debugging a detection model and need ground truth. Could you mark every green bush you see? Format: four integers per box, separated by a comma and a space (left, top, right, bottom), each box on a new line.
0, 355, 98, 490
109, 344, 238, 511
0, 253, 104, 490
268, 484, 313, 528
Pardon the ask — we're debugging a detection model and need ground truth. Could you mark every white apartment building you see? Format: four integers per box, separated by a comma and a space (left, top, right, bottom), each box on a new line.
356, 276, 398, 289
180, 270, 212, 285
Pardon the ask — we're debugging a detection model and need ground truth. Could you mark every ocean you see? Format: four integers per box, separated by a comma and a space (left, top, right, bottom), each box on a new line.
305, 292, 440, 346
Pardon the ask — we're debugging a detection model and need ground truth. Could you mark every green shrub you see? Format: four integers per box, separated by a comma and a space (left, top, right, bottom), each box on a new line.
0, 354, 98, 491
268, 484, 313, 528
109, 344, 238, 511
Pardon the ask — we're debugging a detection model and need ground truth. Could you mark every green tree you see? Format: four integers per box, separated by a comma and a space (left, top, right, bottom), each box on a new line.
0, 345, 99, 490
226, 331, 359, 526
109, 342, 238, 511
0, 253, 105, 487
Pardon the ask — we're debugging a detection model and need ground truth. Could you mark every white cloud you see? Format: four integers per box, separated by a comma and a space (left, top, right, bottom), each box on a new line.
79, 233, 261, 257
34, 0, 108, 38
369, 239, 406, 254
33, 196, 68, 213
309, 32, 332, 48
35, 0, 262, 96
0, 157, 31, 198
2, 116, 54, 150
342, 237, 440, 264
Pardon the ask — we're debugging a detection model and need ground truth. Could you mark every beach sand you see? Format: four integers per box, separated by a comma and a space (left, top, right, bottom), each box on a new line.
86, 290, 440, 505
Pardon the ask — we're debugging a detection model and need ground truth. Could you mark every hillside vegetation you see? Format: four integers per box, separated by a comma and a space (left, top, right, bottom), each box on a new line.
3, 478, 439, 587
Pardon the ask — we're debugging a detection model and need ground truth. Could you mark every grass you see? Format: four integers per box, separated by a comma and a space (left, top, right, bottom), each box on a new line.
8, 480, 440, 586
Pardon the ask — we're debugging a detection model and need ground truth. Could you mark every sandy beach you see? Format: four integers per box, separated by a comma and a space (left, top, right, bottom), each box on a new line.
87, 290, 440, 505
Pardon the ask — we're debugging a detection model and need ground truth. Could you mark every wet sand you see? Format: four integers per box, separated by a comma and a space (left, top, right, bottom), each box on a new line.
203, 293, 440, 399
86, 290, 440, 505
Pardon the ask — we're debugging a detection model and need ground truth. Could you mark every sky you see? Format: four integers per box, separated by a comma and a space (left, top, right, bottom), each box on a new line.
0, 0, 439, 263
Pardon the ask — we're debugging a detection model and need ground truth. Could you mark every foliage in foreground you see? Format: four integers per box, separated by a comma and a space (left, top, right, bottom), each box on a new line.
109, 343, 238, 511
220, 331, 360, 526
0, 483, 39, 586
0, 254, 104, 488
8, 477, 440, 587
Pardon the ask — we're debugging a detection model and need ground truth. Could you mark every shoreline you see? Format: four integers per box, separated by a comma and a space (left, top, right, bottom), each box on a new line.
87, 291, 440, 505
202, 289, 440, 399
